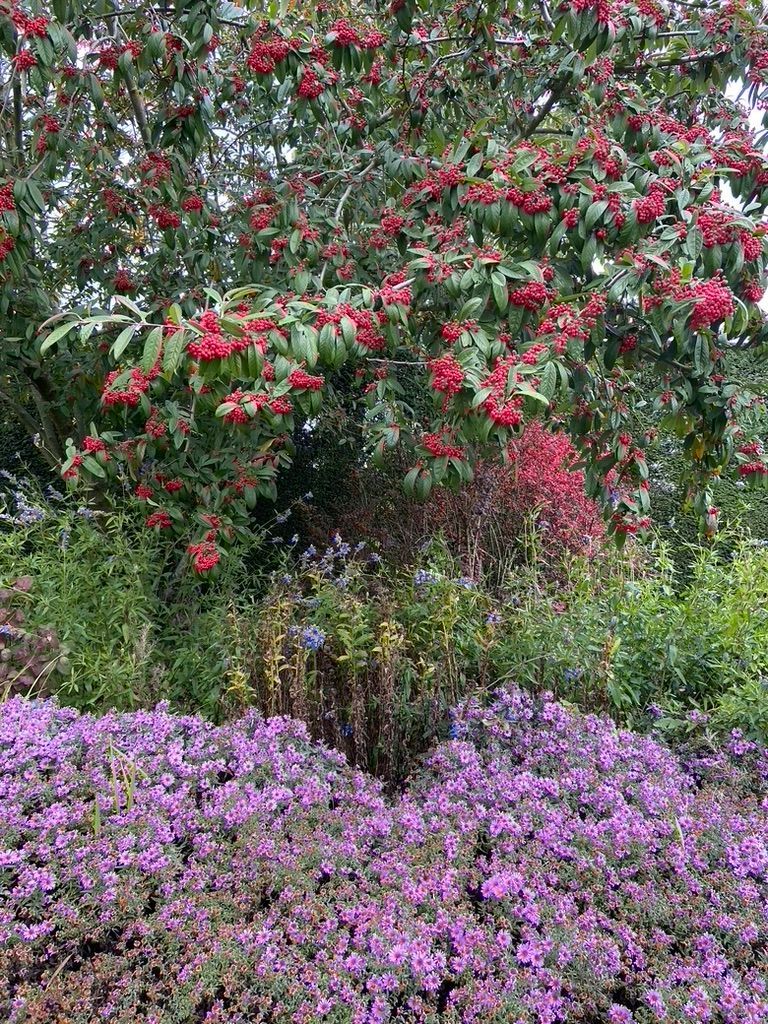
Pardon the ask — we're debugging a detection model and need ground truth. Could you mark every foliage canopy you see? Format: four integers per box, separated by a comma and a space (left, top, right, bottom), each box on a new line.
2, 0, 768, 563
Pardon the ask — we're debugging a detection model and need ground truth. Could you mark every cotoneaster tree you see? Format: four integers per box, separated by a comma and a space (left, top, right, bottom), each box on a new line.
2, 0, 768, 570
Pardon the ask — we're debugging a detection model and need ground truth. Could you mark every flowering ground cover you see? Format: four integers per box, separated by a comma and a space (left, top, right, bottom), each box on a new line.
2, 689, 768, 1023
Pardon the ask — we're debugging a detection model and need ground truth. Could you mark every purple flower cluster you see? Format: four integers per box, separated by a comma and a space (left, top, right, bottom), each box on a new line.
2, 690, 768, 1023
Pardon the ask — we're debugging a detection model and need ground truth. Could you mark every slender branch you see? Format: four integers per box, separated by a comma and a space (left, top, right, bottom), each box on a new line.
538, 0, 555, 29
12, 78, 22, 158
123, 68, 152, 149
521, 86, 561, 138
0, 390, 42, 439
615, 50, 726, 73
24, 374, 65, 462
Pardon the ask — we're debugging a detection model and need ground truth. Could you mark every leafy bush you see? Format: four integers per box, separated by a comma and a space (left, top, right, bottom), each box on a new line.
242, 536, 495, 779
3, 688, 768, 1023
427, 421, 605, 585
0, 474, 258, 714
290, 421, 605, 588
489, 535, 768, 741
5, 1, 768, 557
629, 348, 768, 566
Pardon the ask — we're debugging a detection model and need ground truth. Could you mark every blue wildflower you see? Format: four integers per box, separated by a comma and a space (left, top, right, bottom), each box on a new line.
300, 625, 326, 651
414, 569, 437, 587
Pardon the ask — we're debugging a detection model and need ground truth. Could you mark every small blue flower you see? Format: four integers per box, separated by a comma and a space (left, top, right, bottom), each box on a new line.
301, 544, 317, 560
646, 703, 663, 721
0, 623, 16, 639
454, 577, 476, 590
289, 534, 299, 546
281, 574, 293, 585
486, 610, 502, 626
300, 625, 326, 651
563, 667, 582, 684
414, 569, 437, 587
340, 724, 353, 738
275, 510, 291, 524
76, 506, 94, 520
302, 491, 313, 502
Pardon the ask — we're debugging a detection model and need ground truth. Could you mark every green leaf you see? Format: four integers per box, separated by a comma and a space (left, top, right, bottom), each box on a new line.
585, 200, 608, 232
163, 331, 187, 375
82, 455, 106, 478
113, 294, 147, 320
40, 320, 77, 354
466, 152, 484, 178
492, 273, 508, 313
141, 326, 163, 373
112, 325, 139, 360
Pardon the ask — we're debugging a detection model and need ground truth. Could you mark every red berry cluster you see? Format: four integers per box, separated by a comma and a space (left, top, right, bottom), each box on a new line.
509, 281, 549, 310
422, 432, 465, 459
316, 306, 387, 352
113, 270, 135, 293
0, 183, 15, 213
287, 369, 325, 391
428, 354, 464, 396
13, 50, 37, 71
743, 279, 766, 303
562, 208, 579, 228
481, 357, 525, 427
187, 540, 220, 573
146, 510, 172, 529
634, 187, 666, 224
688, 277, 735, 331
328, 20, 385, 49
297, 69, 327, 100
0, 235, 14, 263
81, 436, 106, 454
504, 186, 552, 215
150, 206, 181, 230
102, 367, 154, 408
246, 37, 292, 75
741, 232, 763, 261
17, 14, 49, 37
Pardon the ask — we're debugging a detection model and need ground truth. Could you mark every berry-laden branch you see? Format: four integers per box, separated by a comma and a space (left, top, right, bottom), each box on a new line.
0, 0, 764, 572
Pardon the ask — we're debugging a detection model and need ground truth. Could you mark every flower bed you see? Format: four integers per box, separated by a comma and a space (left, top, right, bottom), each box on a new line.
2, 691, 767, 1023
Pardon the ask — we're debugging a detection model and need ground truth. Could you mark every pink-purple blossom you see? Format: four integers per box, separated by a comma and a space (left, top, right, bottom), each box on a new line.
2, 689, 768, 1022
